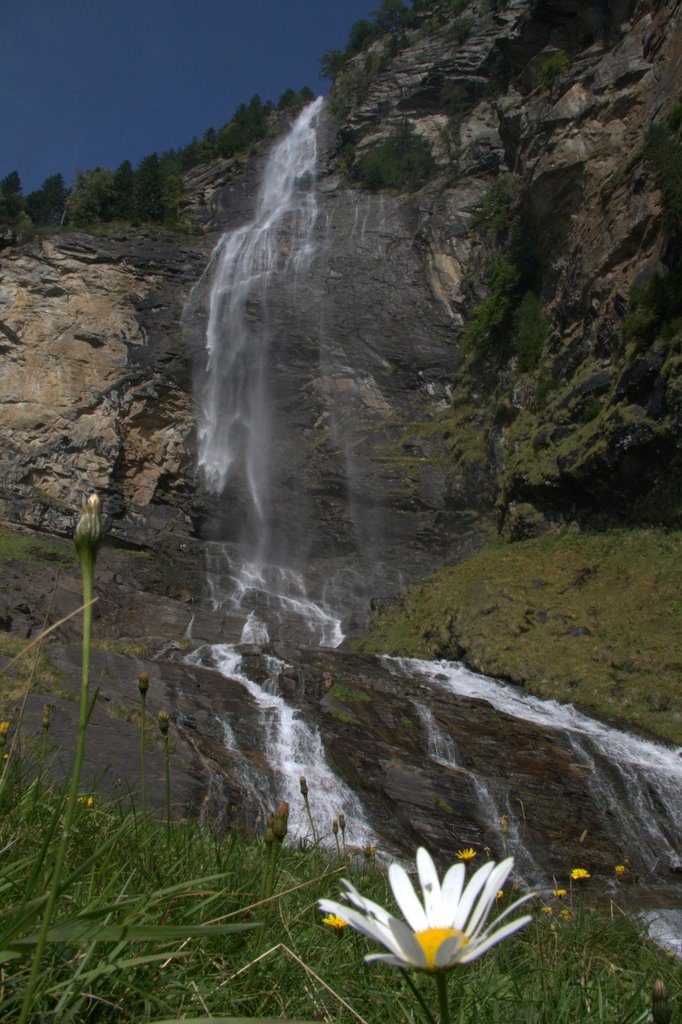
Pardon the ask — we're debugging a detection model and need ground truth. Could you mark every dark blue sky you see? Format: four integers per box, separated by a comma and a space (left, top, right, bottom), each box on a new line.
2, 0, 374, 194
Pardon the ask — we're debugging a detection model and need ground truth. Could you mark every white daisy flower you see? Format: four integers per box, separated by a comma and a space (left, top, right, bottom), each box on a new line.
319, 848, 533, 972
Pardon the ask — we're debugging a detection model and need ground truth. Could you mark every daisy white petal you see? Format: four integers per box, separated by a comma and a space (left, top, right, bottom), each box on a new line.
389, 862, 429, 932
452, 860, 496, 930
465, 859, 515, 938
438, 862, 466, 926
416, 847, 442, 927
341, 882, 399, 927
458, 914, 532, 964
365, 953, 413, 967
482, 890, 537, 932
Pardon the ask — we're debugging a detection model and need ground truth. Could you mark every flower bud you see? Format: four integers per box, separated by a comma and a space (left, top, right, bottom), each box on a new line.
42, 703, 52, 730
338, 811, 346, 833
273, 801, 289, 841
652, 980, 670, 1024
138, 672, 149, 696
158, 710, 169, 736
299, 775, 308, 797
74, 493, 102, 561
332, 818, 339, 835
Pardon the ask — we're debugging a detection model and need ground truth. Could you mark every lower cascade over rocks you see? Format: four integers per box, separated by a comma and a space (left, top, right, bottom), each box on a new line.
180, 640, 682, 899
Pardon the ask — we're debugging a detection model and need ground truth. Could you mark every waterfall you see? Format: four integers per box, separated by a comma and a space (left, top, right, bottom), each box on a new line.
188, 643, 375, 847
399, 657, 682, 879
197, 97, 323, 505
414, 703, 543, 879
191, 97, 343, 646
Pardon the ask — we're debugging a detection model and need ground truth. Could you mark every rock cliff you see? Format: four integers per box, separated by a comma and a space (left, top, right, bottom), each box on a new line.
1, 0, 681, 884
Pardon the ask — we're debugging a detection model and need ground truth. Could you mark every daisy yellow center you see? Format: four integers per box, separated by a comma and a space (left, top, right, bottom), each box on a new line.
415, 927, 468, 969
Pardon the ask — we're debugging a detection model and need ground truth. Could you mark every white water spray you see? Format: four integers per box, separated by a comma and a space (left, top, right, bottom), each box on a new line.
414, 702, 543, 878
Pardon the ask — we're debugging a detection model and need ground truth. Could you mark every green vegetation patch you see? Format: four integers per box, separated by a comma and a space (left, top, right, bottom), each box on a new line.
0, 526, 75, 567
359, 528, 682, 745
329, 682, 371, 704
0, 635, 65, 716
356, 120, 437, 192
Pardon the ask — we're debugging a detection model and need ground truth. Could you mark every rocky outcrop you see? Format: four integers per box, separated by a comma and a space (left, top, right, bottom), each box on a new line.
331, 0, 682, 532
0, 231, 207, 547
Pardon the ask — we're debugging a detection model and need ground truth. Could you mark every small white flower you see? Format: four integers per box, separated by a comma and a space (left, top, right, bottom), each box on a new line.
319, 848, 533, 972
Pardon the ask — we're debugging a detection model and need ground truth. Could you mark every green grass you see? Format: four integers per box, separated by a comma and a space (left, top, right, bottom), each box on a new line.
0, 525, 76, 567
0, 764, 678, 1023
359, 528, 682, 745
329, 683, 371, 704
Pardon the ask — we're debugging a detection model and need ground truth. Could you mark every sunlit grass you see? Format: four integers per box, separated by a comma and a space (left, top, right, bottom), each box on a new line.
359, 528, 682, 744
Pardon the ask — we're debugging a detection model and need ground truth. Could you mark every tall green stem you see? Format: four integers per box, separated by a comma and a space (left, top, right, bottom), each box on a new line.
138, 675, 148, 823
18, 494, 101, 1024
435, 972, 451, 1024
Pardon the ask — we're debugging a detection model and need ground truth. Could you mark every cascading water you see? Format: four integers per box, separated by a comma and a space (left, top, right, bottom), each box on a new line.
192, 96, 342, 647
197, 97, 323, 506
186, 101, 370, 844
397, 657, 682, 881
187, 642, 375, 845
413, 703, 543, 880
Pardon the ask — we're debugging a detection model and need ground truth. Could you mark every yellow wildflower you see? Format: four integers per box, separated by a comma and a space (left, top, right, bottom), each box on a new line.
560, 908, 572, 920
541, 906, 553, 915
571, 868, 590, 881
553, 888, 567, 898
614, 864, 626, 876
496, 890, 504, 900
0, 721, 9, 737
456, 847, 477, 861
322, 913, 348, 932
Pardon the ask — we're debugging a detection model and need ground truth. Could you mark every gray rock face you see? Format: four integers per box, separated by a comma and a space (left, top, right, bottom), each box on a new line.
1, 0, 682, 897
0, 230, 209, 548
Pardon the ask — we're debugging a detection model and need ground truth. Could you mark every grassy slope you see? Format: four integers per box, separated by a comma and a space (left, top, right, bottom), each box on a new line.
359, 528, 682, 746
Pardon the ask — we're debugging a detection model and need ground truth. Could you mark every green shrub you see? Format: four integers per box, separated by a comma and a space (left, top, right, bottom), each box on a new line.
471, 174, 511, 234
357, 120, 436, 192
441, 80, 469, 118
449, 16, 473, 43
538, 50, 569, 87
464, 255, 520, 352
624, 261, 682, 351
319, 48, 347, 81
644, 122, 682, 224
514, 290, 548, 370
